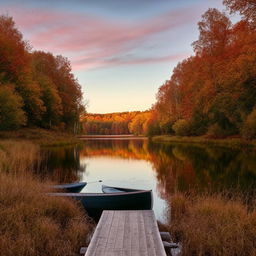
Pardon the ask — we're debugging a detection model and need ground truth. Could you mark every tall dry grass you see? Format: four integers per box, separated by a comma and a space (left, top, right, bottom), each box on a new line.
169, 193, 256, 256
0, 140, 93, 256
0, 140, 40, 174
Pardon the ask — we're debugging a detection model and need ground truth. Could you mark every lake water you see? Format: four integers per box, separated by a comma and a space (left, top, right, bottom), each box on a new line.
40, 138, 256, 223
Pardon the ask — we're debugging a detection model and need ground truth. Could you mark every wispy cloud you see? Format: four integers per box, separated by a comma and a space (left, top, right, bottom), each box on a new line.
2, 4, 198, 70
72, 53, 190, 70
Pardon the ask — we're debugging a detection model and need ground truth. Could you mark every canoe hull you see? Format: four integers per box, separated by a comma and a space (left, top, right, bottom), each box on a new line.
51, 182, 87, 193
102, 185, 143, 193
50, 190, 152, 219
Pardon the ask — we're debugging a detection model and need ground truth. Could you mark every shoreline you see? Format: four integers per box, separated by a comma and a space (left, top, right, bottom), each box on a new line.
77, 134, 147, 140
0, 128, 80, 146
151, 135, 256, 149
1, 129, 255, 148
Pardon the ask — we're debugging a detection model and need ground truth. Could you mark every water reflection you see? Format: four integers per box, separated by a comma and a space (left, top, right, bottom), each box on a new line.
80, 139, 256, 193
38, 145, 85, 183
40, 139, 256, 221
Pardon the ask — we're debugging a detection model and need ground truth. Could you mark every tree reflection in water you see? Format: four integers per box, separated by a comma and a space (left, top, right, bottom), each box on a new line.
80, 140, 256, 195
38, 145, 86, 183
39, 139, 256, 199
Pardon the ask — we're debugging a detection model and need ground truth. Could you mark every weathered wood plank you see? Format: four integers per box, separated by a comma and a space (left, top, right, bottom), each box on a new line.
147, 211, 166, 256
123, 210, 133, 256
85, 210, 166, 256
96, 211, 111, 255
130, 211, 141, 256
85, 210, 114, 256
144, 210, 157, 256
138, 211, 149, 256
114, 211, 126, 254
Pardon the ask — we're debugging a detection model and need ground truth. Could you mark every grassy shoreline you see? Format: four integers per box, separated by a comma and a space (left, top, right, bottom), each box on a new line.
167, 192, 256, 256
152, 135, 256, 149
1, 130, 255, 255
0, 128, 81, 146
0, 172, 93, 256
0, 134, 93, 256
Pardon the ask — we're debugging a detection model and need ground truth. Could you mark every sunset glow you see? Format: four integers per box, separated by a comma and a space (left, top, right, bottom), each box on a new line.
1, 0, 224, 113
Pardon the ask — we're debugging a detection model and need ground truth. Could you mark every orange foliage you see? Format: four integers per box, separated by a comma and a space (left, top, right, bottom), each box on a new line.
81, 111, 158, 135
153, 5, 256, 137
0, 15, 84, 131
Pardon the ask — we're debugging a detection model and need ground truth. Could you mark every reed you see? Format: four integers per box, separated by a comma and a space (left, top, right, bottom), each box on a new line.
0, 140, 93, 256
0, 140, 40, 174
0, 128, 80, 146
0, 172, 93, 256
169, 193, 256, 256
152, 135, 256, 149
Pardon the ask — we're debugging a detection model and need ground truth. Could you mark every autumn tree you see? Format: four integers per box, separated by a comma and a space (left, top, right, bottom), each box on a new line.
0, 15, 84, 131
192, 8, 231, 56
153, 5, 256, 138
0, 15, 29, 83
81, 111, 153, 135
32, 52, 63, 128
224, 0, 256, 27
241, 108, 256, 139
154, 80, 180, 133
0, 85, 26, 130
0, 15, 45, 125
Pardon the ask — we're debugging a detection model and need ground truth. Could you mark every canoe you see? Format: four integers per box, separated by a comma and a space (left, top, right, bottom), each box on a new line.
49, 190, 152, 219
51, 181, 87, 193
102, 184, 144, 193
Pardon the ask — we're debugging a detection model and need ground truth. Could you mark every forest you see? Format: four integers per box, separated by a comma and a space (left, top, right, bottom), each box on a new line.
81, 111, 157, 135
1, 0, 256, 139
0, 15, 84, 132
153, 0, 256, 139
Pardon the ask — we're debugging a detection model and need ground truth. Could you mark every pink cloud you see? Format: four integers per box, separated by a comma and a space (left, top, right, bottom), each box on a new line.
2, 4, 198, 70
72, 53, 190, 70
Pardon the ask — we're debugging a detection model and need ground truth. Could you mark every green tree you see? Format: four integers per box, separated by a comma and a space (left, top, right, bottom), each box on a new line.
241, 108, 256, 139
172, 119, 190, 136
32, 51, 84, 131
0, 85, 26, 130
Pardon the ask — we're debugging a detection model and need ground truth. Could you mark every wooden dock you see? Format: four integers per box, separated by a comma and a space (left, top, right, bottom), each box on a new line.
84, 210, 166, 256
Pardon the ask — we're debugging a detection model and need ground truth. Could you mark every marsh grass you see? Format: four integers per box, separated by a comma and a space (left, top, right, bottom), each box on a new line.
0, 173, 93, 256
169, 192, 256, 256
0, 128, 80, 146
152, 135, 256, 149
0, 140, 93, 256
0, 140, 40, 174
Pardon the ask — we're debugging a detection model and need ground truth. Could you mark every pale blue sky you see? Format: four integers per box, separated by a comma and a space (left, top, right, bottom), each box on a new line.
0, 0, 225, 113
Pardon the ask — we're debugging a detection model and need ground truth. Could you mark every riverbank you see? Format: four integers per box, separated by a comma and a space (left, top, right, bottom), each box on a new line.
0, 128, 80, 146
152, 135, 256, 149
167, 192, 256, 256
0, 172, 93, 256
78, 134, 147, 140
0, 135, 93, 256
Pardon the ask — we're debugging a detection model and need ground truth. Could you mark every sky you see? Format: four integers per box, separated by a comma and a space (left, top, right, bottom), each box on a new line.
0, 0, 225, 113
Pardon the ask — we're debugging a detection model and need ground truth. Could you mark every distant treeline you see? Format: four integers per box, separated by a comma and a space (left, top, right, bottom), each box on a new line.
152, 1, 256, 139
0, 15, 84, 132
81, 111, 158, 135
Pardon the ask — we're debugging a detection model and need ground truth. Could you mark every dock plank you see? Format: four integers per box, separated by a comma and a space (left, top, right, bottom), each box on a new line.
138, 211, 149, 256
85, 210, 114, 256
85, 210, 166, 256
123, 211, 132, 256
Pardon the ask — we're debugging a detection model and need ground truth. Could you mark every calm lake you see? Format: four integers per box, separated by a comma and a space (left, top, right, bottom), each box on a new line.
39, 138, 256, 223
